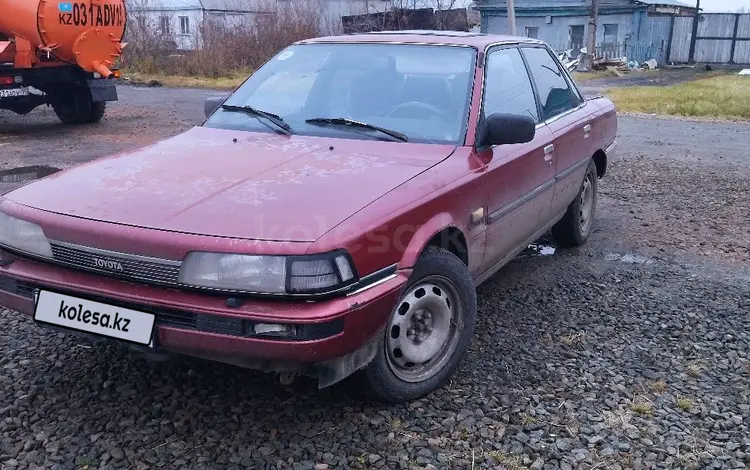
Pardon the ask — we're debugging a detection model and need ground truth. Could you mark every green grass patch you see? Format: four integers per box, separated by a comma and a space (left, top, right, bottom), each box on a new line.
607, 75, 750, 119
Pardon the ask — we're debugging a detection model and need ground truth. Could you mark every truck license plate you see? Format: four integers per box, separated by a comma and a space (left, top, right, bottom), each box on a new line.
0, 88, 30, 98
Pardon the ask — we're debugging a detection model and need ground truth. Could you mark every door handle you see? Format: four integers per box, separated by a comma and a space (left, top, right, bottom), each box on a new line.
583, 124, 592, 133
544, 144, 554, 164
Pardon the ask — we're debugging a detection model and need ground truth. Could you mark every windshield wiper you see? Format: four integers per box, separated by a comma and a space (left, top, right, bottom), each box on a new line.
220, 104, 293, 135
305, 117, 408, 143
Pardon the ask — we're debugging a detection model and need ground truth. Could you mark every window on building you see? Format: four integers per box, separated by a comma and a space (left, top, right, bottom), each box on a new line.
603, 24, 618, 46
180, 16, 190, 34
525, 27, 539, 39
159, 16, 170, 34
483, 47, 539, 123
521, 46, 580, 121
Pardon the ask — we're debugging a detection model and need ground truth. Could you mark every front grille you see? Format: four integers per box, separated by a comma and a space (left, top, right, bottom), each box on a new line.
50, 242, 182, 287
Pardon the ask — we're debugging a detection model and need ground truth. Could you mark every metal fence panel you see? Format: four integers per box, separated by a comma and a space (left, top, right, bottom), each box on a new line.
734, 41, 750, 64
669, 16, 693, 63
694, 39, 733, 63
738, 14, 750, 38
698, 13, 736, 38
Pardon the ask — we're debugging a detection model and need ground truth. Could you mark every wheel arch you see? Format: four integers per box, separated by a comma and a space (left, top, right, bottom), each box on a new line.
398, 213, 470, 270
593, 148, 607, 178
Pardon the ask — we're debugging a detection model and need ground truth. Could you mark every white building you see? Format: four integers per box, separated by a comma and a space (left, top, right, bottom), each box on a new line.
125, 0, 396, 50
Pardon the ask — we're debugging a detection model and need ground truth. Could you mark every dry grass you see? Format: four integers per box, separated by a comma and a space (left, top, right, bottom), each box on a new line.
560, 331, 587, 347
630, 398, 653, 416
487, 451, 525, 470
573, 69, 618, 82
121, 70, 249, 90
123, 0, 323, 78
522, 413, 539, 425
676, 397, 693, 411
606, 75, 750, 119
648, 380, 668, 394
686, 364, 702, 378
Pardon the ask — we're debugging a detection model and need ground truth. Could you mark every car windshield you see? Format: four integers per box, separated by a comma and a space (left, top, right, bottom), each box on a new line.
204, 43, 477, 145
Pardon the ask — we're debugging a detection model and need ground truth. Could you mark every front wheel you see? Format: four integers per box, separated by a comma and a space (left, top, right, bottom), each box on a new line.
552, 159, 599, 247
360, 247, 477, 403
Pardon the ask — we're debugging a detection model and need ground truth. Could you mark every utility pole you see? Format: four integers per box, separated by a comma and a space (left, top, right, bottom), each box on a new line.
577, 0, 599, 72
508, 0, 517, 36
688, 0, 701, 64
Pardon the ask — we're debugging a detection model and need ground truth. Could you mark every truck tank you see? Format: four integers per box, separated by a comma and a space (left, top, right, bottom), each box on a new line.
0, 0, 126, 77
0, 0, 126, 123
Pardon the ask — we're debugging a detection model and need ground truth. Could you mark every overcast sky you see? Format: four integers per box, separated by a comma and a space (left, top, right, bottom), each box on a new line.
692, 0, 750, 12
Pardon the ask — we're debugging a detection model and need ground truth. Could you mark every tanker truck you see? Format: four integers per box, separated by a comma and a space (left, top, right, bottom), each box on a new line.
0, 0, 126, 124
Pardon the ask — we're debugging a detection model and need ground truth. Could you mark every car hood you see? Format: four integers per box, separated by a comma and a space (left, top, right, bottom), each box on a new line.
5, 127, 456, 241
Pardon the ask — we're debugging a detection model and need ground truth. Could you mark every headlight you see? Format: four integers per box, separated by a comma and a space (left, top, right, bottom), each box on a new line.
0, 210, 53, 258
178, 250, 358, 295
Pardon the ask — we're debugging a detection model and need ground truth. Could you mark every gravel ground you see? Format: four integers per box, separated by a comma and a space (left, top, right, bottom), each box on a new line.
1, 86, 749, 470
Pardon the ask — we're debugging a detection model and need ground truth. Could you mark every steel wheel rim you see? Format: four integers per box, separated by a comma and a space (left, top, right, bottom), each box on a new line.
385, 275, 462, 383
579, 172, 595, 235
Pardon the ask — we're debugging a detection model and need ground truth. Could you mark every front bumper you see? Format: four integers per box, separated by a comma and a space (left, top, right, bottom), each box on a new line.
0, 252, 408, 368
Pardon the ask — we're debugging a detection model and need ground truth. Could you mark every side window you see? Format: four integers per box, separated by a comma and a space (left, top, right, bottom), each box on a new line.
522, 47, 578, 121
483, 48, 539, 123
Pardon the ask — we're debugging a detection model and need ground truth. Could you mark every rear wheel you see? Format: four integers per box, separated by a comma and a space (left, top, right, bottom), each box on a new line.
87, 101, 107, 123
552, 159, 598, 247
52, 87, 95, 125
360, 247, 476, 403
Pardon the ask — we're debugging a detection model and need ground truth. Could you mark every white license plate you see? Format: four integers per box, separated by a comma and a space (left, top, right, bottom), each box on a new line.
0, 87, 29, 98
34, 290, 155, 346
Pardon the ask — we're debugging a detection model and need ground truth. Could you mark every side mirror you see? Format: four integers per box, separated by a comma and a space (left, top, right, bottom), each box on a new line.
477, 113, 536, 148
204, 96, 227, 118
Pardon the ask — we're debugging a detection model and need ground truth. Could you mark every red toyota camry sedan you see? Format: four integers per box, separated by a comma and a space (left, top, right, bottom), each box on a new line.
0, 31, 617, 403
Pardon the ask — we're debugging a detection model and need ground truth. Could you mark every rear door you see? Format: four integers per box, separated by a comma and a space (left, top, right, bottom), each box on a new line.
520, 45, 594, 220
477, 46, 556, 274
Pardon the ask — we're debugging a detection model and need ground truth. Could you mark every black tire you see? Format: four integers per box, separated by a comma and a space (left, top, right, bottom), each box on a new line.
52, 88, 92, 125
552, 158, 598, 248
87, 101, 107, 123
360, 246, 477, 403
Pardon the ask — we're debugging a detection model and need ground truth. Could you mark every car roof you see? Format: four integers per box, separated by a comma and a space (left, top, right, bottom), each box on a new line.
298, 30, 546, 49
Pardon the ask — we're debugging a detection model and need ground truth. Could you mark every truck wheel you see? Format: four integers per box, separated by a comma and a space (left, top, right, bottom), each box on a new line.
87, 101, 107, 123
52, 88, 92, 125
360, 247, 477, 403
552, 158, 598, 247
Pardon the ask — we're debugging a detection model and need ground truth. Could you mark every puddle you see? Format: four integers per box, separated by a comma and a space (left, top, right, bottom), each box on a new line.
0, 165, 61, 183
605, 252, 655, 265
522, 243, 557, 257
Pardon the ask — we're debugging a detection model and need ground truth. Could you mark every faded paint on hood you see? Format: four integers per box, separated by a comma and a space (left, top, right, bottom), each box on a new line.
5, 127, 456, 241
